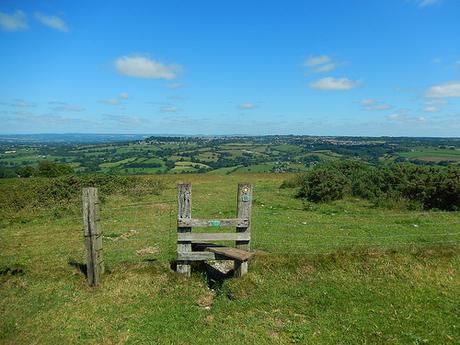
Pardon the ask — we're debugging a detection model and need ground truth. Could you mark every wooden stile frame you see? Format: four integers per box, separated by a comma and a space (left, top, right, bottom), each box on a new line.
176, 183, 253, 277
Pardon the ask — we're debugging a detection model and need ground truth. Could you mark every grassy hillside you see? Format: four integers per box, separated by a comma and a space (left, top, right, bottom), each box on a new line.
1, 173, 459, 344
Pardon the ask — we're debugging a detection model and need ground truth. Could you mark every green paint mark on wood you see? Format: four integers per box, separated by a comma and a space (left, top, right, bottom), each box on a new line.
208, 220, 221, 227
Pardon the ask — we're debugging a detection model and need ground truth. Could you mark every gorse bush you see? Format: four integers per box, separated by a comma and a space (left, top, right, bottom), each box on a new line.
291, 161, 460, 211
297, 166, 349, 203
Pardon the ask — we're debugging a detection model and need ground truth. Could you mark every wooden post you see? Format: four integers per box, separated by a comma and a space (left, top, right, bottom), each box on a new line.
177, 183, 192, 276
234, 183, 253, 277
82, 187, 104, 286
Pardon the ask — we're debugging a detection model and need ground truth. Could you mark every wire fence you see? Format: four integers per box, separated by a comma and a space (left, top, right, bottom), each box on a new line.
2, 199, 460, 268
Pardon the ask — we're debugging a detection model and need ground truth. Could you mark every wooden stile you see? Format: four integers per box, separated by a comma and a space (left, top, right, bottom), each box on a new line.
82, 187, 104, 286
176, 182, 253, 278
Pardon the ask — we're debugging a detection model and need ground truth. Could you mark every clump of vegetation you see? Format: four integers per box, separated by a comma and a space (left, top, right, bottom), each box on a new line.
0, 174, 164, 224
17, 160, 74, 178
288, 161, 460, 211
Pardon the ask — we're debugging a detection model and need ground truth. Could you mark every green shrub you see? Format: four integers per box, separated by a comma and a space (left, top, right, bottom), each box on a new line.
293, 161, 460, 210
297, 165, 349, 203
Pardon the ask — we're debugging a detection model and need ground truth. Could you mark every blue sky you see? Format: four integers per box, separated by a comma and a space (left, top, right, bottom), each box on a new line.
1, 0, 459, 136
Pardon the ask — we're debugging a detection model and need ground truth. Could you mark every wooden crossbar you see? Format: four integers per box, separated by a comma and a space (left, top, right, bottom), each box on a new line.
177, 232, 250, 241
177, 218, 249, 228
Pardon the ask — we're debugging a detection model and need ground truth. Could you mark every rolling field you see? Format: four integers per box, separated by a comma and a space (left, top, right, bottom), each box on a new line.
400, 147, 460, 162
1, 173, 460, 344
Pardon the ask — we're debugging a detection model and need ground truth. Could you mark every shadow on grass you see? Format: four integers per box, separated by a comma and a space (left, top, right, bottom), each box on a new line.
68, 259, 87, 277
169, 260, 234, 290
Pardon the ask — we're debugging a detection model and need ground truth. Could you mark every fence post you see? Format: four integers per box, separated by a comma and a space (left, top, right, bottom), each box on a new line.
234, 183, 253, 277
177, 183, 192, 276
82, 187, 104, 286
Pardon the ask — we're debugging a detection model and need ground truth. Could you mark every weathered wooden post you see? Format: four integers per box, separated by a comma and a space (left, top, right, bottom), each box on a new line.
177, 183, 192, 276
82, 187, 104, 286
234, 183, 253, 277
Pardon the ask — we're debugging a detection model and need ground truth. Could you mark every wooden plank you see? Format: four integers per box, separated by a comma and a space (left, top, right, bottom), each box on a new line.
205, 247, 253, 261
176, 183, 191, 276
177, 251, 218, 261
177, 218, 249, 228
177, 232, 250, 241
234, 183, 253, 277
82, 187, 104, 286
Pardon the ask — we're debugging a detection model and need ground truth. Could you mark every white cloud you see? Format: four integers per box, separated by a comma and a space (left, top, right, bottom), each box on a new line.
0, 10, 28, 32
426, 82, 460, 98
119, 92, 129, 99
360, 99, 392, 111
456, 60, 460, 65
423, 106, 440, 112
310, 77, 358, 91
114, 55, 181, 80
239, 102, 256, 110
35, 13, 68, 32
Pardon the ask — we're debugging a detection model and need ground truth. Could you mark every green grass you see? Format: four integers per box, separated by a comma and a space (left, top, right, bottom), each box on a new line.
99, 157, 138, 168
1, 173, 459, 344
400, 148, 460, 162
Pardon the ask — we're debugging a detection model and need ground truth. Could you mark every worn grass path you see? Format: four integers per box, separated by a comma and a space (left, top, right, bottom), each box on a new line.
1, 173, 459, 344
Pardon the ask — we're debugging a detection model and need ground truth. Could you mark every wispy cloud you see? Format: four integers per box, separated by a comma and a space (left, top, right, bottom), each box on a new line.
387, 109, 426, 123
100, 92, 129, 105
99, 98, 121, 105
423, 105, 441, 112
310, 77, 358, 91
0, 10, 28, 32
35, 13, 68, 32
304, 55, 331, 66
50, 101, 85, 112
160, 105, 179, 113
426, 81, 460, 98
238, 102, 256, 110
304, 55, 341, 73
426, 99, 448, 105
103, 114, 148, 125
4, 110, 89, 125
360, 99, 392, 111
114, 55, 182, 80
0, 99, 36, 108
166, 82, 183, 89
413, 0, 441, 8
